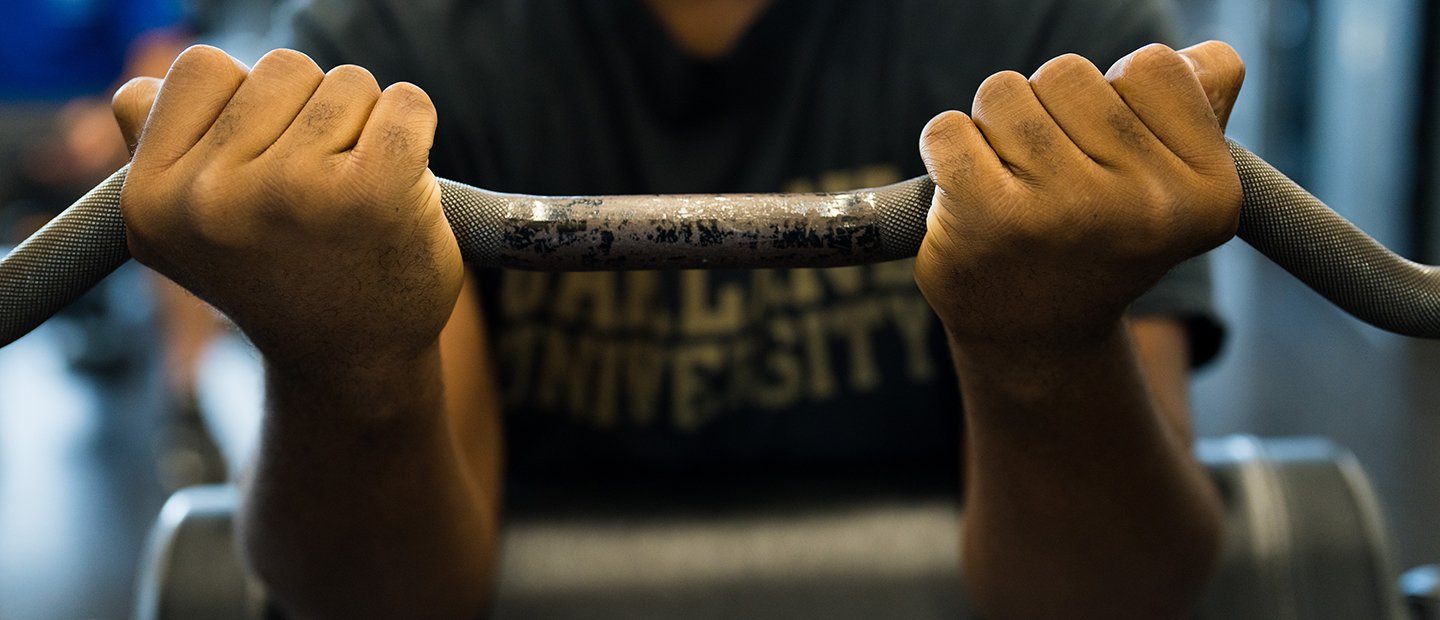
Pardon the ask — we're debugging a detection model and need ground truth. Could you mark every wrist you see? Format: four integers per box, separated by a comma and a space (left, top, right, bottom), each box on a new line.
941, 309, 1128, 363
946, 318, 1137, 406
263, 339, 446, 420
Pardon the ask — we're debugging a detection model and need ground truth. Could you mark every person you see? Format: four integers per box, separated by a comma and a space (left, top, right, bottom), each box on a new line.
109, 0, 1245, 617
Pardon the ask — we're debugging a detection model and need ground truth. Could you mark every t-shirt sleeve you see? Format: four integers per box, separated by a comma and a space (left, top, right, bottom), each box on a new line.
1133, 256, 1225, 368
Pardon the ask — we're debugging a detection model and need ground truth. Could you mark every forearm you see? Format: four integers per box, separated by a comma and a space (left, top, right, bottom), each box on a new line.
238, 345, 498, 619
110, 44, 490, 617
954, 321, 1222, 620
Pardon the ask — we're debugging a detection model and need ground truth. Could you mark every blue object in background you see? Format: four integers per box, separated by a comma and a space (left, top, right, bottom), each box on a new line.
0, 0, 185, 101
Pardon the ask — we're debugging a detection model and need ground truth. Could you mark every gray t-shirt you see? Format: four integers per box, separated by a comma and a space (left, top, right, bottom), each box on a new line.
289, 0, 1221, 475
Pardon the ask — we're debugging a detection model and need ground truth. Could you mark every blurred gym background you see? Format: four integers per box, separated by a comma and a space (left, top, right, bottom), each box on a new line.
0, 0, 1437, 617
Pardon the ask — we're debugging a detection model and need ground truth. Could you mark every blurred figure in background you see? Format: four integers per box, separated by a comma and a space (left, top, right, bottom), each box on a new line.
0, 0, 227, 489
1, 0, 190, 220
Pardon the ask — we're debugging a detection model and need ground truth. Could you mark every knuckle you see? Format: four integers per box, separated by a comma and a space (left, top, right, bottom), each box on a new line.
919, 112, 982, 190
1127, 43, 1186, 76
1129, 181, 1190, 244
1200, 40, 1243, 67
189, 165, 233, 214
920, 110, 968, 147
383, 82, 436, 114
973, 71, 1033, 123
294, 99, 344, 138
928, 150, 977, 191
112, 77, 159, 118
377, 122, 423, 159
327, 64, 379, 90
1132, 174, 1175, 213
369, 86, 437, 158
1206, 40, 1247, 88
255, 48, 322, 78
977, 70, 1030, 101
190, 167, 272, 246
1031, 53, 1098, 86
171, 45, 240, 78
113, 77, 154, 106
1106, 110, 1153, 150
173, 44, 226, 66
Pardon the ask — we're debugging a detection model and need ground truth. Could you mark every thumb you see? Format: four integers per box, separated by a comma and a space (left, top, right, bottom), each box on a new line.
1177, 40, 1246, 132
112, 77, 163, 157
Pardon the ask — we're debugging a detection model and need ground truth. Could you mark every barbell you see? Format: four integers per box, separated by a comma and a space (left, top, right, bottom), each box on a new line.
4, 140, 1440, 347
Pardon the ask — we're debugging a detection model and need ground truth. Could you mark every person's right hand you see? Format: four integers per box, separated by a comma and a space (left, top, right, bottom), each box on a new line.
113, 46, 463, 376
913, 42, 1245, 360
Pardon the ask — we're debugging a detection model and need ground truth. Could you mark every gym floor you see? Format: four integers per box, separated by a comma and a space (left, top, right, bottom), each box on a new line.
0, 272, 169, 620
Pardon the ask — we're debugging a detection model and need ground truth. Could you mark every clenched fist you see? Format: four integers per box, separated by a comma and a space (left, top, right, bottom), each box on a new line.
113, 46, 462, 375
914, 41, 1245, 356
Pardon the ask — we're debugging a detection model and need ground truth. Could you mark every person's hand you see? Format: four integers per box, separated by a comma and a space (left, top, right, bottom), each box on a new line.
112, 46, 462, 375
914, 41, 1245, 357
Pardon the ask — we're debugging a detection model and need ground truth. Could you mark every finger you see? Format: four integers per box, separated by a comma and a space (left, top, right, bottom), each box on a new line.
275, 64, 382, 155
920, 110, 1012, 198
197, 48, 324, 161
134, 45, 249, 170
1176, 40, 1246, 131
112, 76, 162, 157
1028, 54, 1173, 169
1105, 44, 1224, 165
970, 70, 1089, 177
351, 82, 438, 181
